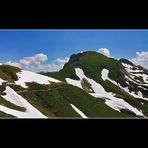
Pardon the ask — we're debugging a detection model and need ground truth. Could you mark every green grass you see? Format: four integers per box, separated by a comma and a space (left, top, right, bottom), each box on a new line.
0, 111, 15, 117
0, 96, 26, 112
45, 51, 126, 94
19, 83, 129, 117
44, 51, 148, 117
26, 82, 50, 90
56, 84, 130, 117
19, 90, 81, 118
7, 84, 25, 92
0, 65, 21, 82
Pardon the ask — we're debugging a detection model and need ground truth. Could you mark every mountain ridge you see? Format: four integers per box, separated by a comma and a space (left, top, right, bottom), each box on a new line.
0, 51, 147, 118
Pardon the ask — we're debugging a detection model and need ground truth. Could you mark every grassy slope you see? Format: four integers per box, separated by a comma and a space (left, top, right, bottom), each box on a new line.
0, 65, 21, 82
44, 51, 148, 117
0, 61, 145, 117
0, 111, 15, 117
45, 52, 125, 92
0, 96, 26, 112
19, 82, 128, 117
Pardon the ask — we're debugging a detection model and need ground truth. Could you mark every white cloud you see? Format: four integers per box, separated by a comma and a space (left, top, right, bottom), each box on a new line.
131, 51, 148, 69
55, 57, 69, 64
97, 48, 110, 57
5, 53, 69, 73
48, 57, 69, 72
5, 61, 22, 68
20, 53, 48, 66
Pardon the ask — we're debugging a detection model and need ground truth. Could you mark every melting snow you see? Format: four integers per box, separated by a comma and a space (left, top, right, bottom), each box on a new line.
66, 68, 143, 116
70, 104, 87, 118
66, 78, 82, 89
122, 63, 148, 84
0, 105, 46, 118
101, 69, 118, 85
122, 63, 143, 73
101, 69, 148, 101
15, 70, 60, 88
118, 84, 148, 101
1, 86, 47, 118
122, 63, 133, 68
132, 73, 148, 83
125, 75, 140, 85
0, 78, 6, 85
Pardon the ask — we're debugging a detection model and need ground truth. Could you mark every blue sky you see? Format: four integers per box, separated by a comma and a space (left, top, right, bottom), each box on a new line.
0, 30, 148, 71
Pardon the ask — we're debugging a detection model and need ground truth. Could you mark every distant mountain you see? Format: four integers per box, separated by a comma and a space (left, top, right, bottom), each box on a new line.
0, 51, 148, 118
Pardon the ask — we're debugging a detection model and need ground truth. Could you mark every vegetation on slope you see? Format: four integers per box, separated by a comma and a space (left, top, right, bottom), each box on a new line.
0, 96, 26, 112
0, 111, 15, 117
44, 51, 148, 117
0, 65, 21, 82
19, 82, 130, 117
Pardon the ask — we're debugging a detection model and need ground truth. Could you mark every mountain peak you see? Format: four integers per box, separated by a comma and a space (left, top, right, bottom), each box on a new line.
63, 51, 111, 69
119, 58, 135, 66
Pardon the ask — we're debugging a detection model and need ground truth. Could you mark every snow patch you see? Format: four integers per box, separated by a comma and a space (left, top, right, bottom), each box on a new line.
100, 69, 148, 101
126, 81, 130, 85
70, 104, 87, 118
132, 73, 148, 83
15, 70, 60, 88
66, 68, 143, 116
122, 63, 133, 69
0, 105, 46, 118
1, 86, 47, 118
101, 69, 118, 85
125, 75, 140, 85
118, 84, 148, 101
0, 78, 6, 86
66, 78, 82, 89
138, 86, 147, 90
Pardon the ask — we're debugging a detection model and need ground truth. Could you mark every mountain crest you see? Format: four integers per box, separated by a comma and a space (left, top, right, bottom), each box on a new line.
119, 58, 135, 66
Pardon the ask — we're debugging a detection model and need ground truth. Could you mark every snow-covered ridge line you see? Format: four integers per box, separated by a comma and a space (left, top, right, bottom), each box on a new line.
101, 68, 148, 101
66, 68, 143, 116
15, 70, 60, 88
122, 63, 148, 84
70, 104, 87, 118
1, 86, 47, 118
122, 63, 133, 69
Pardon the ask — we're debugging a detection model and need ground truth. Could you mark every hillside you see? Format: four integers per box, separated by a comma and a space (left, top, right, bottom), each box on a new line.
45, 51, 148, 118
0, 51, 147, 118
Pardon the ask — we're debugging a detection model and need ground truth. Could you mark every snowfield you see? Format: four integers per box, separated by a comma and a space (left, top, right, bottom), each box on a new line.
66, 68, 143, 116
1, 86, 47, 118
118, 84, 148, 101
70, 104, 87, 118
132, 73, 148, 84
101, 69, 118, 85
122, 63, 143, 73
66, 78, 82, 89
0, 78, 6, 85
101, 68, 148, 101
15, 70, 60, 88
120, 63, 148, 100
125, 75, 140, 85
0, 105, 46, 118
122, 63, 133, 69
122, 62, 148, 84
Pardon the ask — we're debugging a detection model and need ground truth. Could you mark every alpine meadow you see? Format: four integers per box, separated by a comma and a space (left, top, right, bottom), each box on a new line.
0, 30, 148, 118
